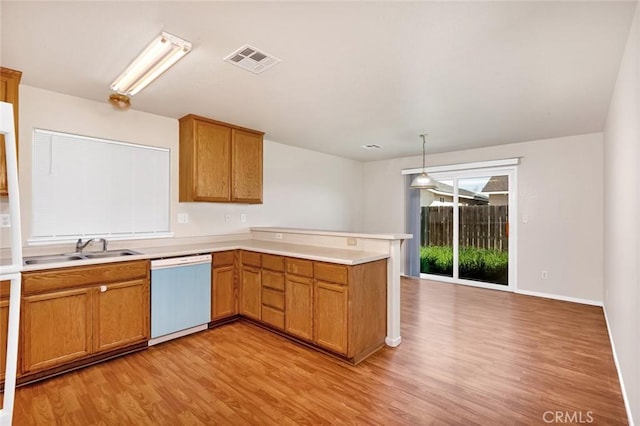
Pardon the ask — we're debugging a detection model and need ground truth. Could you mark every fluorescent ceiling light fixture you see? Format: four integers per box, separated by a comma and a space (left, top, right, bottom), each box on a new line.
110, 31, 192, 96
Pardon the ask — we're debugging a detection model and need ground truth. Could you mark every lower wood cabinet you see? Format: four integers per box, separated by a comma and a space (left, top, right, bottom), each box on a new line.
261, 305, 284, 330
313, 280, 348, 355
239, 251, 262, 321
93, 279, 149, 353
159, 250, 383, 364
22, 287, 93, 373
1, 280, 10, 380
240, 265, 261, 320
21, 260, 150, 376
9, 248, 386, 385
212, 251, 237, 320
285, 274, 313, 341
261, 255, 285, 330
285, 259, 387, 363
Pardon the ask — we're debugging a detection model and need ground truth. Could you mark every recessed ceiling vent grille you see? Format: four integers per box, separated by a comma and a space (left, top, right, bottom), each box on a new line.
224, 44, 281, 74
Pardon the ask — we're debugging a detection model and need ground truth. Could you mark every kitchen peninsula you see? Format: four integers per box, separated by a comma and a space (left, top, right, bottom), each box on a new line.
14, 228, 411, 384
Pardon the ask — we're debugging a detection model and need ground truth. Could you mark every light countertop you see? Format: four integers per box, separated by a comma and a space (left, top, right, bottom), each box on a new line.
251, 227, 412, 240
19, 239, 389, 272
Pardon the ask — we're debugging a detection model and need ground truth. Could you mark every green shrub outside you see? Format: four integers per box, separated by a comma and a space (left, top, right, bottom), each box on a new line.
420, 245, 509, 285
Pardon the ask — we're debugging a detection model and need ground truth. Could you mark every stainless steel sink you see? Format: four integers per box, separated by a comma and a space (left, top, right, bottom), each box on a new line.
24, 249, 141, 265
24, 254, 86, 265
82, 249, 140, 259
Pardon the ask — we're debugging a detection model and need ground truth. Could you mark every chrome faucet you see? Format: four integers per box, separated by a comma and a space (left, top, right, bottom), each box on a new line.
75, 238, 108, 253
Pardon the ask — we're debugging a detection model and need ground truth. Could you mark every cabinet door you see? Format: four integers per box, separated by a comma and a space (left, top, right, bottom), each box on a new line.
212, 265, 237, 320
93, 279, 150, 354
180, 117, 231, 202
0, 281, 8, 380
21, 288, 92, 373
285, 275, 313, 341
0, 68, 22, 196
314, 280, 348, 355
240, 266, 261, 320
231, 129, 263, 204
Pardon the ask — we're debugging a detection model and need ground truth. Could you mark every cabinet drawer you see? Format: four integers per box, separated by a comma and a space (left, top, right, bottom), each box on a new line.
262, 306, 284, 330
262, 288, 285, 311
262, 270, 285, 291
286, 258, 313, 278
213, 250, 235, 267
241, 251, 261, 267
262, 254, 285, 272
314, 263, 349, 285
23, 260, 150, 295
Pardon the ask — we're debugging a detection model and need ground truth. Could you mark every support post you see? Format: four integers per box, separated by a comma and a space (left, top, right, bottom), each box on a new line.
385, 239, 402, 347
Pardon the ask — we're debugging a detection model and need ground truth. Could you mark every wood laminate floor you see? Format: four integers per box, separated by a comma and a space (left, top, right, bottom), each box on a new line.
6, 278, 628, 425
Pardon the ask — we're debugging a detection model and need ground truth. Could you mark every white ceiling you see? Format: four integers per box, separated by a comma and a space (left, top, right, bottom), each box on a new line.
0, 1, 636, 161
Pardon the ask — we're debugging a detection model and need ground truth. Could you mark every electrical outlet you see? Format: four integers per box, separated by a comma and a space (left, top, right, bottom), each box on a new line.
541, 270, 548, 279
275, 233, 283, 240
0, 214, 10, 228
177, 213, 189, 224
522, 215, 529, 223
347, 238, 357, 246
240, 213, 247, 223
225, 213, 231, 222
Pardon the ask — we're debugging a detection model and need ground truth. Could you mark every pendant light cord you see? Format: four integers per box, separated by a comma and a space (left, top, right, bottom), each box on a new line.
420, 134, 427, 171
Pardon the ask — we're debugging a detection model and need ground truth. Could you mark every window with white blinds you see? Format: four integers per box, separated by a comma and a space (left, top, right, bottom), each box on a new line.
31, 129, 171, 243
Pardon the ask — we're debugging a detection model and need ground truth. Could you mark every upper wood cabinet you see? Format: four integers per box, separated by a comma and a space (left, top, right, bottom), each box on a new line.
0, 67, 22, 196
179, 114, 264, 204
231, 128, 263, 203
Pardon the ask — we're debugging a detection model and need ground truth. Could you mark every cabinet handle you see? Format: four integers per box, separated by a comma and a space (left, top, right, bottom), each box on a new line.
100, 285, 108, 293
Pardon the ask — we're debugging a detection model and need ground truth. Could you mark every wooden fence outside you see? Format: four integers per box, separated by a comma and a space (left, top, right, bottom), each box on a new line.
421, 205, 509, 251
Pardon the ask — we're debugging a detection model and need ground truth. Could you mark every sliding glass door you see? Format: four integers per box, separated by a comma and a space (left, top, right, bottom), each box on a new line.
457, 175, 509, 285
418, 167, 516, 290
420, 179, 454, 277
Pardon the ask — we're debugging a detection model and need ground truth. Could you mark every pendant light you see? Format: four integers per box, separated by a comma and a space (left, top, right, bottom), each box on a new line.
410, 134, 438, 189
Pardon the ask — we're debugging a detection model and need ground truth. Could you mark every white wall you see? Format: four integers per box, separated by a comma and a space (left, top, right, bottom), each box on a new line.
363, 133, 604, 303
603, 2, 640, 424
4, 85, 363, 248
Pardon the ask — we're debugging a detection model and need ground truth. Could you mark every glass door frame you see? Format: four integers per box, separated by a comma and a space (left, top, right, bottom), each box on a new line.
419, 165, 518, 292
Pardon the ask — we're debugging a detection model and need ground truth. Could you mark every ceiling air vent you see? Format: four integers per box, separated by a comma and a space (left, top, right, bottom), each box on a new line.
224, 44, 281, 74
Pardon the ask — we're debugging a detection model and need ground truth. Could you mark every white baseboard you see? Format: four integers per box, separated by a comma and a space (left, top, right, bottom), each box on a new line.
603, 306, 635, 426
514, 289, 603, 306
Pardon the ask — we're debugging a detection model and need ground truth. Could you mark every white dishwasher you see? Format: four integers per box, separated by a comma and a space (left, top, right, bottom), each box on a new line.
149, 254, 212, 346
